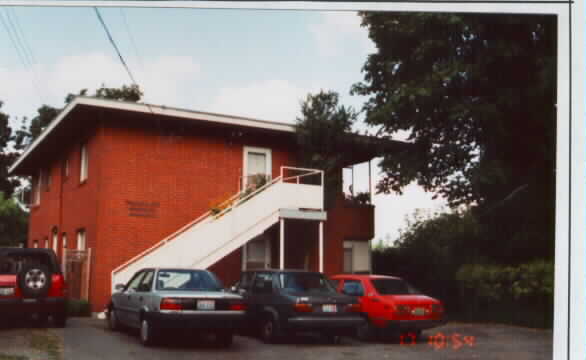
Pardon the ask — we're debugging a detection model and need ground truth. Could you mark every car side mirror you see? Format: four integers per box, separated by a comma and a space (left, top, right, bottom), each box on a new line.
230, 285, 238, 293
115, 284, 125, 292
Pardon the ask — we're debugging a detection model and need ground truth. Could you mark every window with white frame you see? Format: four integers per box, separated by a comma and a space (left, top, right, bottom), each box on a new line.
80, 143, 88, 182
343, 241, 371, 273
77, 230, 86, 251
62, 233, 67, 250
34, 170, 42, 205
52, 230, 58, 253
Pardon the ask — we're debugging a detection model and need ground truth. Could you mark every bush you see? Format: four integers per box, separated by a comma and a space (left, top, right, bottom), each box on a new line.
67, 299, 92, 317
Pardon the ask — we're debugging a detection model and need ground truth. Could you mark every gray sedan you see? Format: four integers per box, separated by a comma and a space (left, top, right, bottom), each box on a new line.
107, 268, 246, 347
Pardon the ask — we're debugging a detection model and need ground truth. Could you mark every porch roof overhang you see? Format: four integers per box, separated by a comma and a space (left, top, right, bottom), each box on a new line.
8, 96, 412, 176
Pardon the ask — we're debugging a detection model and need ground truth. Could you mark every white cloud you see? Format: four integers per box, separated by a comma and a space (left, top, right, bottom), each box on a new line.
208, 79, 321, 123
310, 12, 375, 57
0, 53, 201, 126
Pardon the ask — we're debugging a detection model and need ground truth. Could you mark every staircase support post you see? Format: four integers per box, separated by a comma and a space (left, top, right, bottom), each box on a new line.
319, 221, 324, 273
280, 218, 285, 269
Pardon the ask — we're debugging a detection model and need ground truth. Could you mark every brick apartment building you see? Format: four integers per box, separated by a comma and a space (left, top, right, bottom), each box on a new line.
8, 96, 406, 312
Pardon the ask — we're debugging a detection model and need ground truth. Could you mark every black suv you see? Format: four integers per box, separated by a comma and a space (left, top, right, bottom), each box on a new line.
233, 269, 364, 344
0, 248, 68, 327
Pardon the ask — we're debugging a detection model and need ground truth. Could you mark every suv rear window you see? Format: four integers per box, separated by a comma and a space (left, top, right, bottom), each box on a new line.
0, 251, 57, 275
371, 279, 420, 295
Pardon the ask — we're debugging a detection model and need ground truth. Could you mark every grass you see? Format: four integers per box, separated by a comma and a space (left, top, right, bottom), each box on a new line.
29, 331, 61, 360
0, 355, 28, 360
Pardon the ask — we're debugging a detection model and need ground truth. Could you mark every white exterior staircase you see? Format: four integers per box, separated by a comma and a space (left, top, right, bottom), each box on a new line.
111, 167, 324, 290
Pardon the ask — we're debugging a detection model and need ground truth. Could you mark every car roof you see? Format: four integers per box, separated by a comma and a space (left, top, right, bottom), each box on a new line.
331, 274, 403, 281
243, 268, 323, 275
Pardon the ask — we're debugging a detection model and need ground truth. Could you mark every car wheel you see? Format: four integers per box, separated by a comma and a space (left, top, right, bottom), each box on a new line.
322, 333, 342, 345
215, 331, 234, 347
36, 313, 49, 328
140, 318, 158, 346
108, 308, 120, 331
260, 315, 281, 344
18, 264, 52, 298
53, 313, 67, 328
357, 319, 376, 341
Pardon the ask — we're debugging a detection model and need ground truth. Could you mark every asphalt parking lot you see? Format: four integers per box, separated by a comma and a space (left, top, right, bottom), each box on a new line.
0, 318, 552, 360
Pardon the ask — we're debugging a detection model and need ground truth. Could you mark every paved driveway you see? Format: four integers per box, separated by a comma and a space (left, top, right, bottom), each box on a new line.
1, 318, 552, 360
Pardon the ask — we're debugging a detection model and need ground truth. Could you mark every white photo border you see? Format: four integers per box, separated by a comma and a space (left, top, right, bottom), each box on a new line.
0, 1, 582, 359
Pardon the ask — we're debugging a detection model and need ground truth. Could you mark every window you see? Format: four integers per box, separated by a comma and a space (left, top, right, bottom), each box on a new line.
64, 159, 69, 178
126, 271, 146, 292
33, 240, 38, 248
44, 238, 49, 249
62, 233, 67, 250
52, 229, 58, 253
156, 270, 222, 291
371, 279, 420, 295
33, 171, 42, 205
277, 272, 334, 293
343, 280, 365, 297
77, 230, 86, 251
80, 143, 88, 182
138, 270, 155, 292
343, 247, 353, 273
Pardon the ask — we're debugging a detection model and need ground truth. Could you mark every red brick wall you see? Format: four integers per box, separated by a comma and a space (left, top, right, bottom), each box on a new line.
90, 118, 295, 311
323, 194, 375, 276
26, 110, 375, 312
28, 125, 102, 264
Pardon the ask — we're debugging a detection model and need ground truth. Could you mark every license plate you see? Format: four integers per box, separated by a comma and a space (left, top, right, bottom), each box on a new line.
322, 304, 337, 313
412, 308, 425, 316
197, 300, 215, 310
0, 288, 14, 296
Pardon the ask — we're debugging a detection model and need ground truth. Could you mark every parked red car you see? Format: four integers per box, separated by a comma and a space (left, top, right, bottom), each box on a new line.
330, 274, 445, 340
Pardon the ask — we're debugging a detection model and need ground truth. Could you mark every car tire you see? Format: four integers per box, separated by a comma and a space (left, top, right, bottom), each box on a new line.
322, 333, 342, 345
260, 315, 281, 344
140, 318, 158, 347
357, 319, 376, 341
36, 313, 49, 328
108, 308, 120, 331
53, 313, 67, 328
18, 264, 52, 298
215, 331, 234, 347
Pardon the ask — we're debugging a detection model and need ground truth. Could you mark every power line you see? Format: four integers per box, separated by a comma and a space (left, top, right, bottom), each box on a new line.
5, 8, 46, 103
0, 9, 45, 105
93, 7, 154, 115
93, 7, 139, 87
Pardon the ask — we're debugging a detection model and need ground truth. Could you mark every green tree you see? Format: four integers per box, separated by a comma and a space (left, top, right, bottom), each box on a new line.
0, 102, 20, 197
353, 13, 556, 262
295, 90, 358, 208
0, 192, 28, 247
18, 84, 143, 147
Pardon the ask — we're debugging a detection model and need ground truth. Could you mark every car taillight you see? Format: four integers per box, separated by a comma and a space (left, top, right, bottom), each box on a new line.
432, 304, 443, 313
345, 303, 361, 313
293, 303, 313, 313
229, 302, 246, 311
50, 274, 67, 297
160, 298, 183, 311
395, 304, 410, 315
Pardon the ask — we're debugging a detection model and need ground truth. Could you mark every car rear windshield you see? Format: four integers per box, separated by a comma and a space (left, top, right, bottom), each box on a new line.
0, 252, 56, 275
371, 279, 420, 295
156, 270, 223, 291
277, 272, 335, 293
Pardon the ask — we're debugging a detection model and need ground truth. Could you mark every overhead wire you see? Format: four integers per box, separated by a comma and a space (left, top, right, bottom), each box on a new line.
0, 8, 45, 105
93, 7, 154, 115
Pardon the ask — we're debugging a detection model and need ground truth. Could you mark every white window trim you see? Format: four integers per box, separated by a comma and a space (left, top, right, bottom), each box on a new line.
44, 238, 49, 249
62, 233, 67, 250
34, 170, 42, 206
77, 230, 86, 251
52, 232, 58, 253
242, 146, 272, 189
80, 143, 88, 182
33, 240, 38, 249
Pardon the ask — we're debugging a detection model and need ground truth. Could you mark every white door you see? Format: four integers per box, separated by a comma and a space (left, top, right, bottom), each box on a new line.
243, 147, 272, 190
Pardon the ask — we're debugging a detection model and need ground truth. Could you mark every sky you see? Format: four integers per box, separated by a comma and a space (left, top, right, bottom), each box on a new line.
0, 6, 447, 243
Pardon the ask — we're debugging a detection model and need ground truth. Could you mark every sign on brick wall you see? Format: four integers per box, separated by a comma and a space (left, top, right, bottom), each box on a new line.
126, 200, 160, 218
